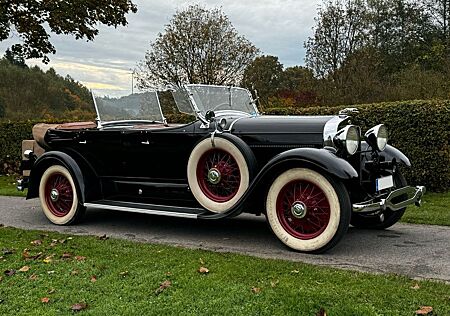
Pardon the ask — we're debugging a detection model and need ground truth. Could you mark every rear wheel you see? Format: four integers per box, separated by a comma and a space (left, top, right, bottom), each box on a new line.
266, 168, 351, 253
351, 172, 407, 229
39, 165, 85, 225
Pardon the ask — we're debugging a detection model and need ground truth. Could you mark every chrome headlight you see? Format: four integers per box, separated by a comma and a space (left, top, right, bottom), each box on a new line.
365, 124, 388, 151
334, 125, 360, 155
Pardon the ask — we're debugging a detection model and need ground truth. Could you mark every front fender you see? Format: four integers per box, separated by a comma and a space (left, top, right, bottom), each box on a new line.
27, 151, 85, 203
198, 148, 357, 219
361, 142, 411, 167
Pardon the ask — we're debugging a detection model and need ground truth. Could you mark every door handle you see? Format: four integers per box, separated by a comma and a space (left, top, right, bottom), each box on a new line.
141, 140, 150, 145
79, 140, 87, 144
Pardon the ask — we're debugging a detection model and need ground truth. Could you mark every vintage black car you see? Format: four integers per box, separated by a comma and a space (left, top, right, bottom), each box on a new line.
18, 84, 425, 253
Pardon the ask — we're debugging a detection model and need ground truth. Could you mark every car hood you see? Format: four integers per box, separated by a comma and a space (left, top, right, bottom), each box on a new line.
230, 115, 336, 146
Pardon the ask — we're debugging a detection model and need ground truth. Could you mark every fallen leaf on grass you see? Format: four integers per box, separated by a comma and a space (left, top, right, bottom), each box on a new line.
23, 250, 43, 260
29, 274, 38, 280
43, 256, 53, 264
71, 270, 79, 275
198, 267, 209, 274
251, 287, 261, 294
41, 297, 50, 303
61, 253, 72, 259
2, 249, 14, 255
71, 303, 87, 312
48, 288, 56, 294
316, 307, 327, 316
416, 306, 433, 315
119, 271, 129, 277
270, 280, 279, 288
97, 234, 109, 240
199, 258, 205, 265
47, 271, 55, 274
4, 269, 15, 276
74, 256, 86, 261
30, 240, 42, 246
291, 270, 299, 274
411, 283, 420, 290
155, 280, 171, 295
18, 266, 30, 272
90, 275, 97, 283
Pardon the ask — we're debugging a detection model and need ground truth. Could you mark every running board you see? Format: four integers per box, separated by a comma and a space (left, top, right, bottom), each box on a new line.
84, 200, 207, 219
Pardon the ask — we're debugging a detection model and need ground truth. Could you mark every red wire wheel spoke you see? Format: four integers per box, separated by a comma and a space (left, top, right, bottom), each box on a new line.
276, 180, 331, 240
197, 149, 241, 202
44, 173, 74, 217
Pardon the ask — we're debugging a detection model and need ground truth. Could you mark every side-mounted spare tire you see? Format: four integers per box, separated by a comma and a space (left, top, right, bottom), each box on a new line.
187, 133, 256, 213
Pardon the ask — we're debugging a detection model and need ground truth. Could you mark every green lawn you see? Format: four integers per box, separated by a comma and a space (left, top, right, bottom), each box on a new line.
401, 191, 450, 226
0, 226, 448, 316
0, 175, 26, 197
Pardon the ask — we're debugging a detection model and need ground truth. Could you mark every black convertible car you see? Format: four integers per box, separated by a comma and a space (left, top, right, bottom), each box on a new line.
18, 84, 425, 253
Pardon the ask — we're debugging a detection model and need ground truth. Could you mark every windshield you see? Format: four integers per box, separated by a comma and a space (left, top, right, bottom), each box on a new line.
93, 91, 165, 124
183, 85, 257, 116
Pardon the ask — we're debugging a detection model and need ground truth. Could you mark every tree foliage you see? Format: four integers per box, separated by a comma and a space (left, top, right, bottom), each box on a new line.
0, 57, 94, 120
241, 55, 283, 104
0, 0, 137, 63
137, 5, 259, 89
300, 0, 450, 106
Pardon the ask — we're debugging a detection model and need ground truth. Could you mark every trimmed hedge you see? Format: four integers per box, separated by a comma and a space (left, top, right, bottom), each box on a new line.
1, 100, 448, 191
265, 100, 450, 192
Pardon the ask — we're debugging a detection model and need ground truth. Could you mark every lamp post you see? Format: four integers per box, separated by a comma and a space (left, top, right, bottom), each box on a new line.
130, 69, 136, 95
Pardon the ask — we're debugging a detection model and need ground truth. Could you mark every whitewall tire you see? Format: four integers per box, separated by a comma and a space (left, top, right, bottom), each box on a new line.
187, 135, 254, 213
266, 168, 350, 253
39, 165, 85, 225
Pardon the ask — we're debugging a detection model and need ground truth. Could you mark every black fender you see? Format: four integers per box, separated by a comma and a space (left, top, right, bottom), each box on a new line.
198, 148, 357, 219
27, 151, 85, 203
361, 142, 411, 167
382, 145, 411, 167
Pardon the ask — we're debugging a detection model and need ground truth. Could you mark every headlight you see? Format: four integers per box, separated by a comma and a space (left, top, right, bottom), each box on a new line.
334, 125, 360, 155
365, 124, 388, 151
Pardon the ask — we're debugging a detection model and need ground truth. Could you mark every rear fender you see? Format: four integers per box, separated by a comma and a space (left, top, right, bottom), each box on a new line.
27, 151, 85, 202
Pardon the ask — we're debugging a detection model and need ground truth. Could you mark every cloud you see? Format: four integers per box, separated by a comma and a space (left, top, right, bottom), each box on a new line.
0, 0, 320, 96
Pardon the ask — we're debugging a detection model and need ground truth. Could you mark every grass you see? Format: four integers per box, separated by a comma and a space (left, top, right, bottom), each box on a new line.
0, 226, 449, 316
401, 191, 450, 226
0, 175, 26, 197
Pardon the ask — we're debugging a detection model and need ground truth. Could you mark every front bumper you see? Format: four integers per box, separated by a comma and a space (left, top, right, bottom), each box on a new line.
352, 185, 425, 213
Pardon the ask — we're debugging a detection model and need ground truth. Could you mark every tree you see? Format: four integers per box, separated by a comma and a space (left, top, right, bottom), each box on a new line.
137, 5, 259, 89
241, 55, 283, 104
4, 47, 26, 68
305, 0, 367, 79
0, 0, 137, 63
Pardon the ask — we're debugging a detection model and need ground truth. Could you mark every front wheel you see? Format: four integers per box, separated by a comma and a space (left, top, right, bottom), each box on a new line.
266, 168, 351, 253
39, 165, 86, 225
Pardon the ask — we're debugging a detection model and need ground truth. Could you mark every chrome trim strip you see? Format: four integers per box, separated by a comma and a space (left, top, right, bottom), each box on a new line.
352, 186, 425, 213
84, 203, 199, 219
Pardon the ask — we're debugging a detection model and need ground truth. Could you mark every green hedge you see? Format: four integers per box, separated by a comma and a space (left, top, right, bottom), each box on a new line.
265, 100, 450, 192
1, 100, 448, 191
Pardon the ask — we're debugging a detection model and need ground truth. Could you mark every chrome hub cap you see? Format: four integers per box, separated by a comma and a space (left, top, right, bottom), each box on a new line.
208, 168, 221, 185
291, 201, 307, 219
50, 188, 59, 202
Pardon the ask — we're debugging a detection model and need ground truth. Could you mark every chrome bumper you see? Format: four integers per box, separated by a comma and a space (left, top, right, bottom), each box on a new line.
352, 186, 425, 213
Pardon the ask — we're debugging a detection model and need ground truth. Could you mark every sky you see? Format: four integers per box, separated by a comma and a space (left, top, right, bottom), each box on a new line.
1, 0, 321, 96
